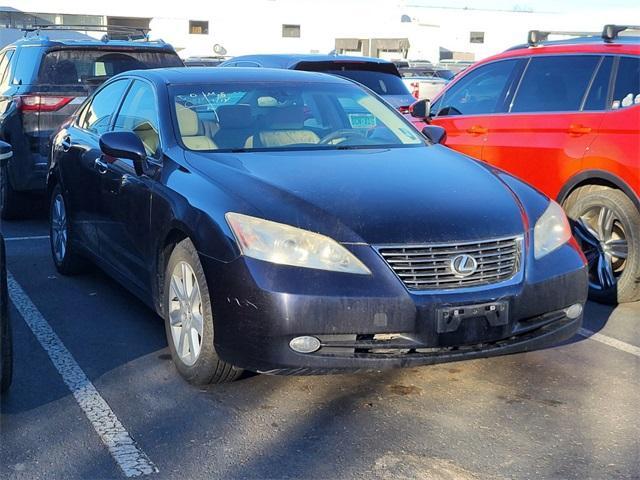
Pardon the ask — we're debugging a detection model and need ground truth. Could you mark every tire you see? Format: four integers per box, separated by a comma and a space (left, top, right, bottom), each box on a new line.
564, 187, 640, 304
163, 239, 242, 384
49, 184, 88, 275
0, 163, 27, 220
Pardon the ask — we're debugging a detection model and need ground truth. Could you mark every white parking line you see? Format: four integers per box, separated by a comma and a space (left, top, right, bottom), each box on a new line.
578, 327, 640, 358
7, 272, 158, 477
4, 235, 50, 241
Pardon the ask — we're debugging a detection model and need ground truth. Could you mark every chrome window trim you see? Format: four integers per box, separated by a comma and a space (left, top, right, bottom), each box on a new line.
373, 235, 525, 295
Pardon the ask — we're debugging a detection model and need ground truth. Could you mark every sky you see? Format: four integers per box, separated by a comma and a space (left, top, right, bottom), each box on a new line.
407, 0, 639, 13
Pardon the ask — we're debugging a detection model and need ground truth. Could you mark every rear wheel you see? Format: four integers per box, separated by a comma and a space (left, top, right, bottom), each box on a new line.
564, 187, 640, 304
163, 239, 242, 384
0, 164, 27, 220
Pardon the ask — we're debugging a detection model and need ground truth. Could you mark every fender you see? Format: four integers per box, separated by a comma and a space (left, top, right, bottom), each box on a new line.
557, 170, 640, 212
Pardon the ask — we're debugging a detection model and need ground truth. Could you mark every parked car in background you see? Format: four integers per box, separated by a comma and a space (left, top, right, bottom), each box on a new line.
437, 59, 475, 74
219, 54, 416, 113
0, 141, 12, 392
400, 67, 454, 100
183, 56, 227, 67
0, 25, 183, 219
48, 67, 587, 384
416, 25, 640, 303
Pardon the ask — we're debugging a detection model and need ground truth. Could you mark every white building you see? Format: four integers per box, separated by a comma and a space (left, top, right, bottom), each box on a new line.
1, 1, 639, 63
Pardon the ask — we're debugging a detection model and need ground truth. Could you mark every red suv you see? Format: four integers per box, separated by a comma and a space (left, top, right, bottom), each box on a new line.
416, 25, 640, 304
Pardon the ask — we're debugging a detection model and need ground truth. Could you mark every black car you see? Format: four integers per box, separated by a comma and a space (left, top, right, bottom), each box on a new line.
0, 140, 12, 392
219, 54, 416, 113
183, 56, 226, 67
48, 67, 588, 384
0, 27, 183, 219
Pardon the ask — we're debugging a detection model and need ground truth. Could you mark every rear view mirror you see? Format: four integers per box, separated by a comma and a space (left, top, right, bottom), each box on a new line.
421, 125, 447, 145
99, 132, 147, 176
0, 141, 12, 167
410, 98, 431, 119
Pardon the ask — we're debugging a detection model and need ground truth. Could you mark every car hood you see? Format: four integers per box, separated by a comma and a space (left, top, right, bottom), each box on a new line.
185, 145, 526, 245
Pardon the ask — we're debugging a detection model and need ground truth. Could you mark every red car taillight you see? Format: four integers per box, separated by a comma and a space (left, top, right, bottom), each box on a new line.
16, 95, 74, 112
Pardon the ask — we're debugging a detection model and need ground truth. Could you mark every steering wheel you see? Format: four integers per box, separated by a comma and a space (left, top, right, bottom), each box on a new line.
319, 129, 365, 145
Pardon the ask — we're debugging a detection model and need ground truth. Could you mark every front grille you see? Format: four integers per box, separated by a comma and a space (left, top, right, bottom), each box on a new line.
377, 236, 522, 291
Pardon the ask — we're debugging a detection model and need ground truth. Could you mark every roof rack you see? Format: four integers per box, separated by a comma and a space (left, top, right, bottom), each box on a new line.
22, 24, 150, 41
527, 30, 598, 46
602, 24, 640, 42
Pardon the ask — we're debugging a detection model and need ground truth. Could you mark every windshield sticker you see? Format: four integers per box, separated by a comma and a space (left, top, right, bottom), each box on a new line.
348, 113, 377, 129
175, 91, 246, 111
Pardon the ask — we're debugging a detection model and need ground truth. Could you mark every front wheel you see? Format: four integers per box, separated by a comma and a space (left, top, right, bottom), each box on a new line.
565, 187, 640, 304
163, 239, 243, 384
49, 184, 88, 275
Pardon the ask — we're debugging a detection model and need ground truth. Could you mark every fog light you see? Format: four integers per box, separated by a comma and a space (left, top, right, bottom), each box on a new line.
565, 303, 583, 320
289, 336, 321, 354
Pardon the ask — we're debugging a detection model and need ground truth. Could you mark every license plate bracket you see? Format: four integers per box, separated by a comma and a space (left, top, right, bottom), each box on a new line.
436, 301, 509, 333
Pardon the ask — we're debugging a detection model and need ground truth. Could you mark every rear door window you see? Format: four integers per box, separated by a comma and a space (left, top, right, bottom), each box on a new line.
611, 56, 640, 109
79, 79, 129, 135
510, 55, 600, 113
432, 59, 519, 116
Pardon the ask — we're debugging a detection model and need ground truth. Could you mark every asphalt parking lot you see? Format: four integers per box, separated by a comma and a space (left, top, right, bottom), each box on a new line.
0, 216, 638, 480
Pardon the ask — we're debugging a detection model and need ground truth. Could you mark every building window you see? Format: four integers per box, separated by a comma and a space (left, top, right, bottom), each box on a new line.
189, 20, 209, 35
470, 32, 485, 44
282, 24, 300, 38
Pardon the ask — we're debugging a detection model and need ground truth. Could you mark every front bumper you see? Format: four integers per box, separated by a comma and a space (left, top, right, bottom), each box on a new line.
202, 240, 588, 375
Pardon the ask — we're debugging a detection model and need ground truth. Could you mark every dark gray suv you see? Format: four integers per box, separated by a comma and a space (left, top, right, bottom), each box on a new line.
0, 28, 183, 219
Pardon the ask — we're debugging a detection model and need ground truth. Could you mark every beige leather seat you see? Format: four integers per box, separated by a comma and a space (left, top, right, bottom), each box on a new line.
175, 104, 217, 150
245, 105, 319, 148
133, 121, 159, 156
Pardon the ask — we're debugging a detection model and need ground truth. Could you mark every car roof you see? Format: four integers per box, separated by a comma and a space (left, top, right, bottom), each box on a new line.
9, 35, 175, 51
499, 36, 639, 59
118, 66, 356, 86
221, 54, 394, 69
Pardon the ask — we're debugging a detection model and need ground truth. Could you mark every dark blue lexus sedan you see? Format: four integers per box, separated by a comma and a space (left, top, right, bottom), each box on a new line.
48, 68, 588, 384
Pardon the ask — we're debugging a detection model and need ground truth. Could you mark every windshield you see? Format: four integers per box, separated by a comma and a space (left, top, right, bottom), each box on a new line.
37, 49, 183, 86
171, 81, 424, 152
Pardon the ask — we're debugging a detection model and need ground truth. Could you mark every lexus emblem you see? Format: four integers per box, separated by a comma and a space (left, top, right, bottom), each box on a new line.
450, 254, 478, 277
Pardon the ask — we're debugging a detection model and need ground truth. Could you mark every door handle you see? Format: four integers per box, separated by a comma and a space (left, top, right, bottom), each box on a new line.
466, 125, 488, 135
60, 136, 71, 152
95, 157, 109, 174
568, 124, 592, 135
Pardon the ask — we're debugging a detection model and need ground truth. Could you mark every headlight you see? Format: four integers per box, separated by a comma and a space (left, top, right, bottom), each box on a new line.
534, 200, 572, 259
225, 212, 371, 275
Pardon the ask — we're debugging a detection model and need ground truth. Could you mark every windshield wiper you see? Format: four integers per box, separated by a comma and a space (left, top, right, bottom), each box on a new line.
334, 144, 378, 150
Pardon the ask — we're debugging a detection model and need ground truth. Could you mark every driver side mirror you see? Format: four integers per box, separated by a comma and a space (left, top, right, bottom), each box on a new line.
0, 140, 12, 167
410, 98, 431, 119
99, 132, 148, 176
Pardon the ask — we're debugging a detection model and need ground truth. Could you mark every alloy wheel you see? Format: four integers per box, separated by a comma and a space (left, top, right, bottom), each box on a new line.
168, 261, 204, 366
573, 205, 628, 291
51, 194, 68, 263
